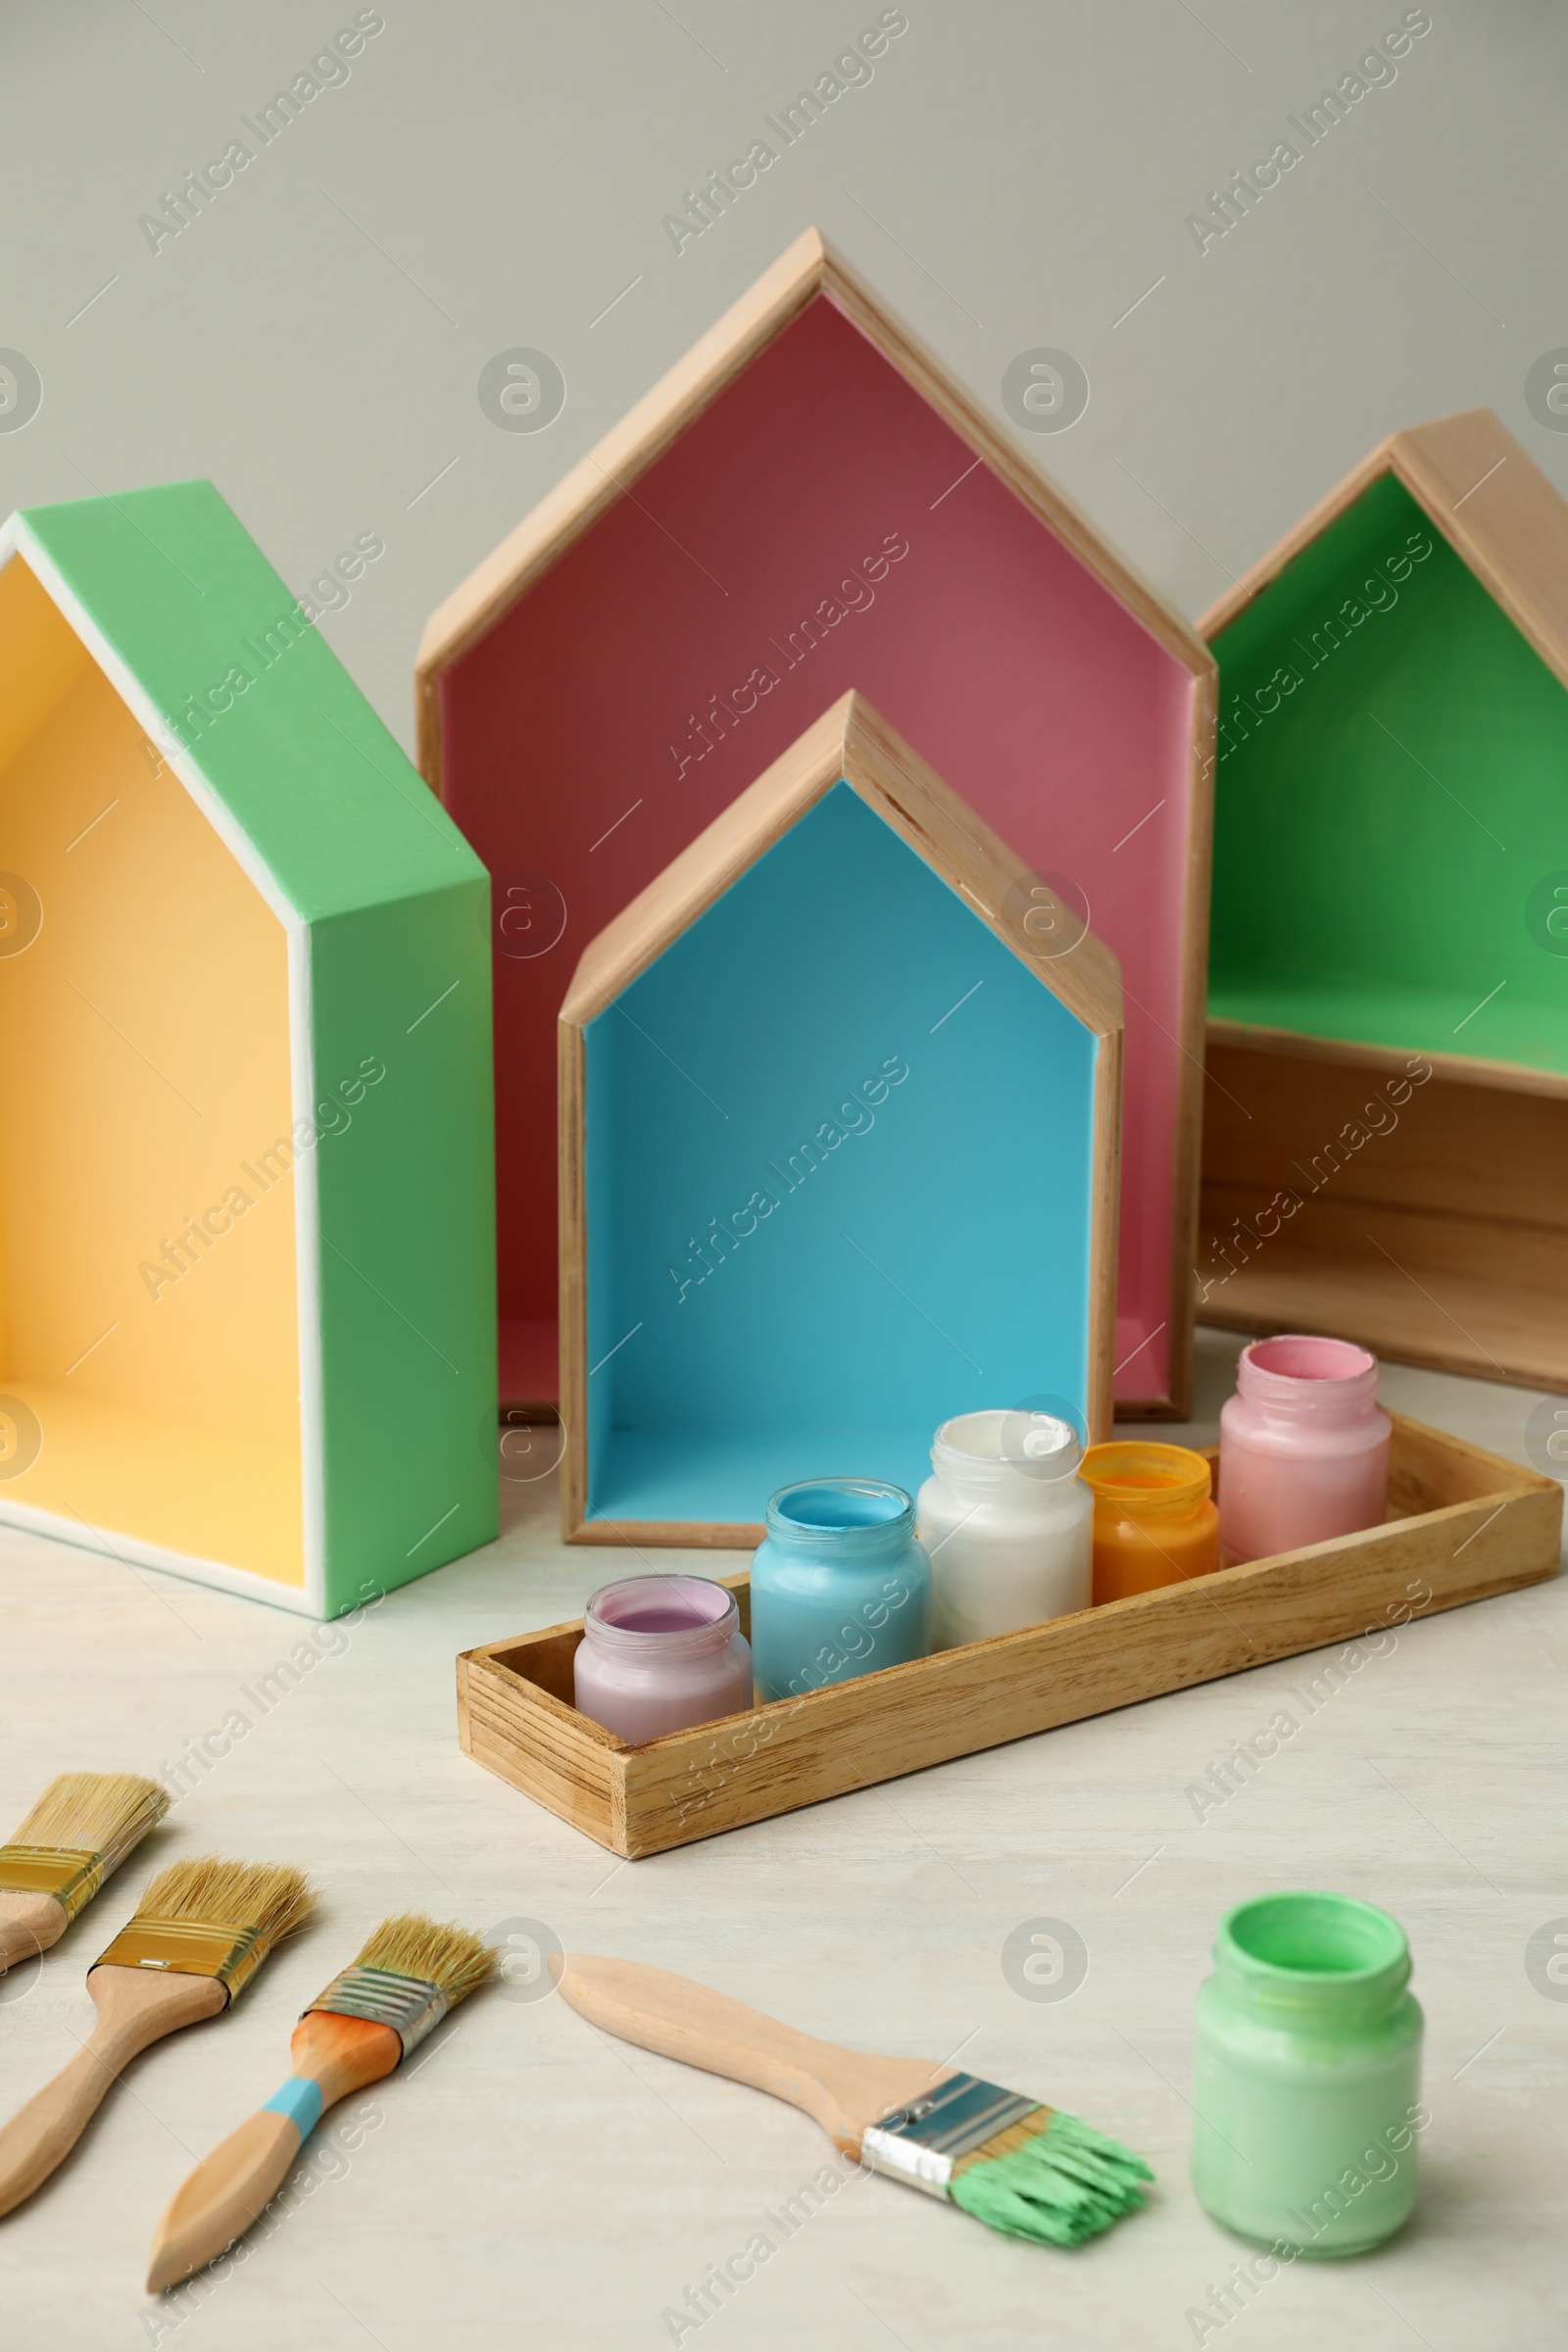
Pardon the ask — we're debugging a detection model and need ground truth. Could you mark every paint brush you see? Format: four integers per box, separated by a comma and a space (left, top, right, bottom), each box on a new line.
0, 1856, 313, 2220
553, 1953, 1152, 2246
0, 1772, 170, 1969
146, 1911, 496, 2290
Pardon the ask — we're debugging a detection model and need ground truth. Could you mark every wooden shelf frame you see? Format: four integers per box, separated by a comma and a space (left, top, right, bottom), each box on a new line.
418, 226, 1215, 1419
558, 691, 1123, 1544
1200, 406, 1568, 1388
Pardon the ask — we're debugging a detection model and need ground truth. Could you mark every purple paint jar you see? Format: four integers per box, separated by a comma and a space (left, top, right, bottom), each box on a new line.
573, 1575, 753, 1741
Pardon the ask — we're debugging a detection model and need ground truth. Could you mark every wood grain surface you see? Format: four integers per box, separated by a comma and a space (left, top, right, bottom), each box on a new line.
1200, 1036, 1568, 1392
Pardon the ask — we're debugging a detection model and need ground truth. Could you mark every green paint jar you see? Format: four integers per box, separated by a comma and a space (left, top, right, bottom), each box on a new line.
1193, 1891, 1424, 2257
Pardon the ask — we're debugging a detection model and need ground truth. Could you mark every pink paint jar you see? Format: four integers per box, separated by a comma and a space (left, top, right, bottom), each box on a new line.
1219, 1336, 1392, 1566
573, 1575, 753, 1741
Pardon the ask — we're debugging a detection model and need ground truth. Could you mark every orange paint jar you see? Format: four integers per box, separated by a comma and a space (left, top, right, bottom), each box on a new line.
1081, 1443, 1221, 1603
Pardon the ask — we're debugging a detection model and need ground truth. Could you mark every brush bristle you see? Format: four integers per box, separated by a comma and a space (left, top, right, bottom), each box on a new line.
349, 1912, 497, 2005
948, 2108, 1153, 2247
10, 1771, 169, 1860
134, 1857, 315, 1945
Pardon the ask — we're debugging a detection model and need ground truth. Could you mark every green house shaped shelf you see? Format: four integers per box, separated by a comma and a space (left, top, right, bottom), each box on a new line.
0, 482, 497, 1615
1200, 408, 1568, 1390
559, 694, 1123, 1545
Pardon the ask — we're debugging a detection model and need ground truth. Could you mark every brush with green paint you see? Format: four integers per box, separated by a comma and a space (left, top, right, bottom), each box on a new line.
552, 1953, 1152, 2246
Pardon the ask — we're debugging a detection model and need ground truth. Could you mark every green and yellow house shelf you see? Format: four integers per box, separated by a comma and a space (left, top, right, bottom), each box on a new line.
1200, 407, 1568, 1392
0, 481, 496, 1616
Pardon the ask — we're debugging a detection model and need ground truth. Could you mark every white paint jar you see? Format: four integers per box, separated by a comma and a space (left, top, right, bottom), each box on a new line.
917, 1409, 1093, 1648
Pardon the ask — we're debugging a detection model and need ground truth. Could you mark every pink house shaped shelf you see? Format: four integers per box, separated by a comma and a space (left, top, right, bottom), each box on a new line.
418, 228, 1215, 1417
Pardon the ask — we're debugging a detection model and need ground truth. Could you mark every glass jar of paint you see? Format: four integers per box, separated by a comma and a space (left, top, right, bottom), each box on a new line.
1192, 1890, 1424, 2256
750, 1480, 932, 1703
1080, 1442, 1220, 1603
916, 1410, 1092, 1648
1219, 1336, 1392, 1565
573, 1575, 753, 1741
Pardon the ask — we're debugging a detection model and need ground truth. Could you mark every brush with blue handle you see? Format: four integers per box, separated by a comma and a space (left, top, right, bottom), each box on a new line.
147, 1912, 495, 2291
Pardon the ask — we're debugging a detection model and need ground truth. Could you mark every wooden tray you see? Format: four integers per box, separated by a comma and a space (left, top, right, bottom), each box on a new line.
458, 1414, 1560, 1857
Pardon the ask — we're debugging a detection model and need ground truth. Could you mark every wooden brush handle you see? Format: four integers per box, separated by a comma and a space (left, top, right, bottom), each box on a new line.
146, 2012, 401, 2292
0, 1965, 225, 2219
285, 2008, 404, 2107
554, 1953, 942, 2154
0, 1892, 68, 1972
147, 2109, 300, 2291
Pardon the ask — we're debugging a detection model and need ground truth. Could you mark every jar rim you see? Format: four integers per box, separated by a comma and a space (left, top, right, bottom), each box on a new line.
583, 1574, 740, 1658
1241, 1334, 1380, 1390
1219, 1889, 1409, 1986
764, 1478, 914, 1545
1081, 1441, 1211, 1514
932, 1408, 1083, 1483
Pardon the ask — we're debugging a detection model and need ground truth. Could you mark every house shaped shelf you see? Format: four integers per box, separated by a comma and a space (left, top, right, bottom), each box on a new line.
559, 692, 1122, 1546
0, 482, 497, 1615
1200, 408, 1568, 1390
419, 227, 1212, 1419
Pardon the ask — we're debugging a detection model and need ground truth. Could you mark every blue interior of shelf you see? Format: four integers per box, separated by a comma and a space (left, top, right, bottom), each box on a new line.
582, 781, 1101, 1529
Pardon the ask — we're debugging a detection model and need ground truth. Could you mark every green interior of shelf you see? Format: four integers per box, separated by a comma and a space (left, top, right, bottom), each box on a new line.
1208, 470, 1568, 1076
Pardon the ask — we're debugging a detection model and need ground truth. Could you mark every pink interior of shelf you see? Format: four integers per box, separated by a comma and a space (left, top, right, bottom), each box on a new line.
441, 291, 1198, 1405
500, 1315, 559, 1409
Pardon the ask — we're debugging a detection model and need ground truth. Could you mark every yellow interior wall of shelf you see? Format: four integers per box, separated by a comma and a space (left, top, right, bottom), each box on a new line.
0, 556, 304, 1585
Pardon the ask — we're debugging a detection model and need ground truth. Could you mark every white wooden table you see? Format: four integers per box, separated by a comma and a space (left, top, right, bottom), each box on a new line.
1, 1329, 1562, 2351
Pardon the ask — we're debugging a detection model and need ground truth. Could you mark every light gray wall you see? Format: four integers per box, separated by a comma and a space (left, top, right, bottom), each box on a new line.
2, 0, 1563, 750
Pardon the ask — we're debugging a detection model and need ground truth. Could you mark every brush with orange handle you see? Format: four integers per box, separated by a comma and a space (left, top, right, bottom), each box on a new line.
147, 1913, 496, 2291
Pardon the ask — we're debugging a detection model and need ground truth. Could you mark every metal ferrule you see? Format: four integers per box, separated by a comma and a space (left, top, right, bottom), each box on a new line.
307, 1964, 449, 2060
860, 2074, 1043, 2199
0, 1844, 104, 1921
92, 1916, 270, 1999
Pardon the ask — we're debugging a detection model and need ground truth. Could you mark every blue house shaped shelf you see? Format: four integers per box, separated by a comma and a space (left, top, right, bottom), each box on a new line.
559, 693, 1123, 1545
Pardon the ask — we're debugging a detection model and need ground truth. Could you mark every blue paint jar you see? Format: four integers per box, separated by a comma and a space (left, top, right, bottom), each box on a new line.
750, 1479, 933, 1704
